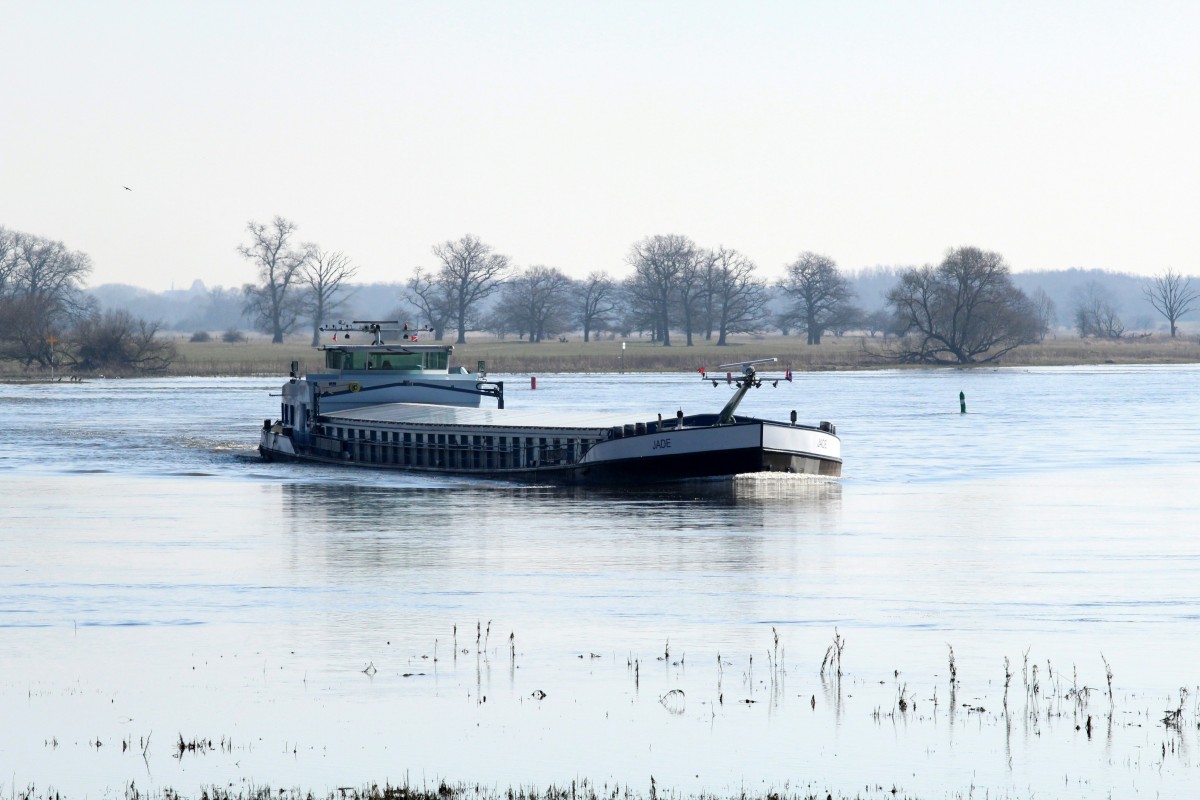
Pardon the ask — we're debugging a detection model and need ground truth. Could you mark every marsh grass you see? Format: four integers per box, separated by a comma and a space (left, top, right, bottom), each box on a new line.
16, 628, 1200, 800
1100, 653, 1115, 713
5, 332, 1200, 379
1002, 656, 1012, 712
819, 628, 845, 680
464, 334, 1200, 373
1162, 687, 1189, 729
139, 332, 1200, 376
13, 781, 913, 800
65, 333, 1200, 379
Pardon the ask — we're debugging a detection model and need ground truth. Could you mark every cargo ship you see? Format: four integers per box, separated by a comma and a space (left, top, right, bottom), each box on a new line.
258, 321, 841, 484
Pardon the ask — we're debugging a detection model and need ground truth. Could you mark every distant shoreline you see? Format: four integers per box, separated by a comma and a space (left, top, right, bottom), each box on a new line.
3, 334, 1200, 380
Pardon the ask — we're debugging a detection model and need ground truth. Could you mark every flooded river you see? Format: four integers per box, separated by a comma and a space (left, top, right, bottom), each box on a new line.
2, 366, 1199, 798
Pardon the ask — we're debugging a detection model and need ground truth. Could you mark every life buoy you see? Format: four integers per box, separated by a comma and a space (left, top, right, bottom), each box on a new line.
348, 382, 361, 393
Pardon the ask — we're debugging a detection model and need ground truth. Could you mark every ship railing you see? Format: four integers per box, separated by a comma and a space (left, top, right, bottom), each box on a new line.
310, 432, 594, 468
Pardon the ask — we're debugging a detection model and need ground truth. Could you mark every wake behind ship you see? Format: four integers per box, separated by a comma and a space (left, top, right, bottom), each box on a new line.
259, 321, 841, 485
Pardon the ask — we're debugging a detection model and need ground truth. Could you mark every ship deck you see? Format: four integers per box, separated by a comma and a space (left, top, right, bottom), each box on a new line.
322, 402, 640, 433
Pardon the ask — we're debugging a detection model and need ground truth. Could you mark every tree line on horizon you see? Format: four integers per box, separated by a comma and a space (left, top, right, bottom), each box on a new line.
237, 216, 1198, 364
2, 218, 1198, 371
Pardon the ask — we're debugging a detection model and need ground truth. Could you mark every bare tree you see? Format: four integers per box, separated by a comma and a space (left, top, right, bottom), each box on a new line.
1144, 269, 1197, 338
491, 265, 573, 342
0, 228, 94, 367
1073, 280, 1125, 339
431, 234, 511, 344
301, 246, 358, 346
674, 247, 709, 346
827, 303, 865, 337
1029, 287, 1056, 342
402, 266, 454, 340
706, 247, 768, 345
574, 271, 618, 343
10, 230, 93, 311
886, 246, 1040, 363
479, 305, 516, 339
778, 252, 855, 345
619, 274, 662, 340
0, 227, 17, 296
627, 234, 697, 347
771, 285, 794, 336
864, 308, 899, 339
240, 216, 308, 343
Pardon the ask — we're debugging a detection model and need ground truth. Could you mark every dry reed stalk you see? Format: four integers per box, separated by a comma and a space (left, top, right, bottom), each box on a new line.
819, 628, 845, 679
1003, 656, 1012, 713
1101, 652, 1114, 711
716, 653, 723, 703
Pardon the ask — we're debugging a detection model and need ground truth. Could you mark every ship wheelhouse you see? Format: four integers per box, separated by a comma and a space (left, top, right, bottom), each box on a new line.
321, 347, 451, 373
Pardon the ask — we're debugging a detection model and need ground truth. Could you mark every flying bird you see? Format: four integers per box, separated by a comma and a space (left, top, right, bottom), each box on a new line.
123, 186, 132, 191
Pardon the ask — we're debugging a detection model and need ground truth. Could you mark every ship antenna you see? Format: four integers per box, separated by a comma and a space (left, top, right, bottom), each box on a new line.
702, 358, 779, 425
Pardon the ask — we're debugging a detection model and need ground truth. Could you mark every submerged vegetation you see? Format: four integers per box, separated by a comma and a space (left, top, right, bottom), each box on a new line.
12, 625, 1199, 800
9, 782, 960, 800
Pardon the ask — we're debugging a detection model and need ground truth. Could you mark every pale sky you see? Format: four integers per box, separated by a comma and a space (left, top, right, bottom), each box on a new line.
3, 0, 1197, 291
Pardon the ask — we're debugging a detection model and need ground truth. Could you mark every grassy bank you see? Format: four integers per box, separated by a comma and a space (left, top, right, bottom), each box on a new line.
4, 334, 1200, 379
163, 333, 1200, 376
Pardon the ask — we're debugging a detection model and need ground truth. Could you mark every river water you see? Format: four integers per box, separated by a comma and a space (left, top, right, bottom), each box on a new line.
2, 366, 1199, 799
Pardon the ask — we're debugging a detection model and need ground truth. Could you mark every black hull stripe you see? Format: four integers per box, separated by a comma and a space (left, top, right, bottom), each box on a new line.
260, 445, 840, 485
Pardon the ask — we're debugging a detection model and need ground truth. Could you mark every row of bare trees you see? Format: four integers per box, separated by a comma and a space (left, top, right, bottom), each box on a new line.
623, 235, 771, 346
396, 235, 1047, 363
237, 219, 1197, 363
1069, 270, 1198, 340
0, 226, 175, 372
401, 234, 773, 346
407, 240, 612, 344
395, 235, 1196, 362
239, 216, 359, 345
404, 234, 510, 343
402, 234, 856, 348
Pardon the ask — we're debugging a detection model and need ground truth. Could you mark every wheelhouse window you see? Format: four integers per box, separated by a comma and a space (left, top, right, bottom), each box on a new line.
368, 352, 423, 370
326, 348, 446, 371
325, 350, 371, 370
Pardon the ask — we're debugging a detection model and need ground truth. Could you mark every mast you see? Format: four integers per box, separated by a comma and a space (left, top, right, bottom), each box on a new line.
709, 358, 778, 425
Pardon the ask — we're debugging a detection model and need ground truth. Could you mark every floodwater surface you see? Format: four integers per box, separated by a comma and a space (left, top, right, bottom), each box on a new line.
2, 366, 1199, 798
